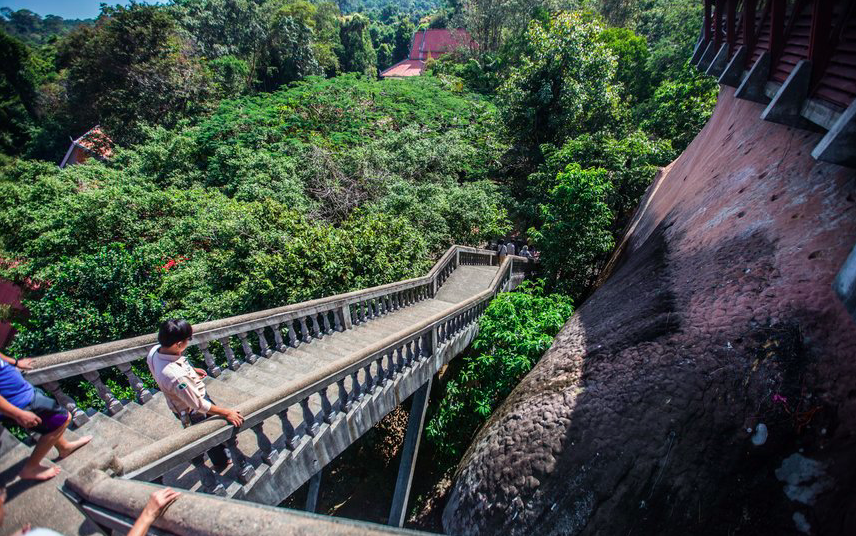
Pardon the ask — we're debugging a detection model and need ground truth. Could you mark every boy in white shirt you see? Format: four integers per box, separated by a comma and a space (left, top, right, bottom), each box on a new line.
147, 319, 243, 469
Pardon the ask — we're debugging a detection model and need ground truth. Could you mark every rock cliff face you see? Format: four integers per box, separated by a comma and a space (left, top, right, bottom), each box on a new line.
443, 86, 856, 536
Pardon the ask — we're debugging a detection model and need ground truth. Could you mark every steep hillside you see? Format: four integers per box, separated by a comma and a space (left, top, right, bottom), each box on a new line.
443, 85, 856, 536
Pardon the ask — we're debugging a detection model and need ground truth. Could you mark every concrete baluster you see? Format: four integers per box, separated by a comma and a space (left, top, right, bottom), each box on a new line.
358, 301, 367, 323
336, 377, 349, 413
310, 315, 322, 339
363, 364, 374, 394
405, 340, 415, 367
82, 370, 123, 415
411, 337, 422, 362
225, 437, 255, 484
279, 409, 299, 450
192, 455, 226, 496
255, 328, 273, 357
300, 397, 319, 436
340, 305, 353, 331
320, 386, 334, 423
117, 362, 152, 403
376, 356, 387, 386
287, 320, 300, 347
321, 311, 333, 334
43, 381, 88, 426
272, 324, 287, 352
348, 371, 361, 408
425, 330, 435, 358
334, 308, 344, 331
395, 347, 405, 372
236, 333, 255, 366
385, 353, 395, 381
298, 317, 312, 343
252, 422, 278, 465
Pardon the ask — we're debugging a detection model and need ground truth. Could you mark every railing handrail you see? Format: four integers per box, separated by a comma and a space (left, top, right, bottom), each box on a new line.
114, 255, 520, 480
23, 245, 497, 385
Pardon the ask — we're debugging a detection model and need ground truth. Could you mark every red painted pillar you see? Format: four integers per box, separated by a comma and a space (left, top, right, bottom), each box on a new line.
704, 0, 713, 43
808, 0, 834, 86
743, 0, 757, 60
714, 0, 726, 49
808, 0, 833, 63
770, 0, 786, 63
726, 0, 738, 53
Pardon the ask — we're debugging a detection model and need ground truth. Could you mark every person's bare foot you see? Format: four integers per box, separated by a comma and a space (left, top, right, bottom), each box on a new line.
19, 464, 61, 481
56, 435, 92, 459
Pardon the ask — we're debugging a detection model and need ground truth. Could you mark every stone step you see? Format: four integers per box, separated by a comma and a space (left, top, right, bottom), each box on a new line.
62, 412, 156, 474
215, 369, 276, 395
204, 377, 256, 407
113, 401, 184, 441
0, 430, 98, 536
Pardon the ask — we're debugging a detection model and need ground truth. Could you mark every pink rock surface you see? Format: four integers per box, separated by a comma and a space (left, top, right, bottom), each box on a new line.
444, 86, 856, 535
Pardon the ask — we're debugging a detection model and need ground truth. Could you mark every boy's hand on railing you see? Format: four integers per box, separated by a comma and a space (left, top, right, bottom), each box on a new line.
193, 367, 208, 379
208, 405, 244, 427
14, 358, 33, 370
225, 408, 243, 427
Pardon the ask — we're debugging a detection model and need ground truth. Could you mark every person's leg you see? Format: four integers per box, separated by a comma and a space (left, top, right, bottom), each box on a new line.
19, 413, 66, 480
207, 443, 230, 469
55, 426, 92, 459
189, 399, 231, 469
34, 389, 92, 459
19, 391, 91, 479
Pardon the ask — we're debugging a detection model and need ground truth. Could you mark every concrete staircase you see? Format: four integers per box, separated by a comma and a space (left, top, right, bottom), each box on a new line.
0, 265, 499, 536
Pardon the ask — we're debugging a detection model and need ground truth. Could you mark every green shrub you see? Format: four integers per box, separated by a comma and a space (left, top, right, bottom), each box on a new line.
529, 165, 615, 297
425, 281, 574, 465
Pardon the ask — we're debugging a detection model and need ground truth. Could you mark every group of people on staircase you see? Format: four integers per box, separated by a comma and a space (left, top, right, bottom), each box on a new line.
0, 317, 246, 534
494, 238, 535, 265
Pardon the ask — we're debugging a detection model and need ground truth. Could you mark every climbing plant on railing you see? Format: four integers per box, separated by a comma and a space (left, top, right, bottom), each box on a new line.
425, 280, 574, 465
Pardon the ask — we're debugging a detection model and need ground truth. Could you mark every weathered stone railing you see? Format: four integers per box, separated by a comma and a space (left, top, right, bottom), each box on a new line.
111, 255, 519, 495
22, 245, 496, 427
64, 467, 416, 535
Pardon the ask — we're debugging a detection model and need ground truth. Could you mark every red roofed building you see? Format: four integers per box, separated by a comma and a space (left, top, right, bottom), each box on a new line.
59, 125, 114, 168
381, 28, 475, 78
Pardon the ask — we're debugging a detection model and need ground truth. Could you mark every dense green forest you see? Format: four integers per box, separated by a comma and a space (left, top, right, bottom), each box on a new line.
0, 0, 717, 468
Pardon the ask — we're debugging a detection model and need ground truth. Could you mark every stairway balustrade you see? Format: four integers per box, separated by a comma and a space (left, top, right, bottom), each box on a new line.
14, 245, 535, 519
21, 246, 496, 427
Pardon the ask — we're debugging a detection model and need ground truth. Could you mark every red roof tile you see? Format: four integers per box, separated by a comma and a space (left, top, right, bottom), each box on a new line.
74, 126, 113, 159
409, 28, 475, 61
380, 59, 426, 78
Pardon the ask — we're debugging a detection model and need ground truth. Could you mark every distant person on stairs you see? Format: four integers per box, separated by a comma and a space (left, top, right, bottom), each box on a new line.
497, 240, 508, 265
147, 319, 243, 470
0, 352, 91, 481
506, 241, 516, 256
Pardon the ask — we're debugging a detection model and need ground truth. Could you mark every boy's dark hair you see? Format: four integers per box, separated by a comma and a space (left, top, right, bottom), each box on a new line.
158, 319, 193, 347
